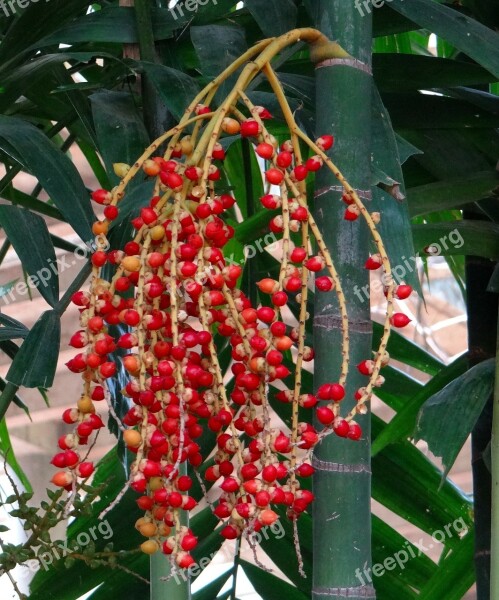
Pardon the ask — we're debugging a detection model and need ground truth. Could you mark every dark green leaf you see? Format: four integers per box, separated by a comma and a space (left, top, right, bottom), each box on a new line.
90, 90, 150, 187
6, 311, 61, 389
408, 171, 499, 218
412, 220, 499, 259
371, 88, 420, 292
415, 358, 495, 477
190, 23, 247, 101
418, 533, 475, 599
140, 63, 201, 122
0, 417, 32, 492
389, 0, 499, 78
245, 0, 298, 36
0, 116, 94, 242
0, 205, 59, 306
372, 354, 468, 456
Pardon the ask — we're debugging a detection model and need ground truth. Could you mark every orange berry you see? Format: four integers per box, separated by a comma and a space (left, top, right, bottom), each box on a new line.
121, 256, 141, 272
221, 118, 240, 135
77, 395, 95, 414
92, 221, 109, 235
143, 159, 161, 177
140, 540, 159, 555
123, 429, 142, 448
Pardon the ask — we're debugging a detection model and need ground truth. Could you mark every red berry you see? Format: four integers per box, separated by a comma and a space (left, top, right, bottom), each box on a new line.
347, 423, 362, 440
395, 284, 413, 300
266, 168, 284, 185
240, 119, 260, 137
333, 418, 349, 438
390, 313, 411, 328
316, 135, 334, 151
290, 247, 307, 263
276, 151, 293, 168
271, 291, 288, 307
316, 406, 335, 425
104, 205, 119, 220
315, 276, 334, 292
365, 254, 382, 270
255, 143, 274, 159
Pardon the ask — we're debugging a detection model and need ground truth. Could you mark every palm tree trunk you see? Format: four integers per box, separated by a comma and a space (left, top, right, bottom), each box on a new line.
311, 1, 375, 598
466, 250, 498, 600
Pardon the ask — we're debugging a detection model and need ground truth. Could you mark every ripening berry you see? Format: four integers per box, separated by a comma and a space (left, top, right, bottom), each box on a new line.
260, 194, 281, 209
212, 143, 225, 160
140, 540, 159, 555
51, 471, 72, 487
221, 118, 240, 135
344, 204, 360, 221
255, 142, 274, 159
390, 313, 411, 328
395, 284, 413, 300
347, 423, 362, 441
291, 165, 308, 181
113, 162, 130, 178
259, 510, 278, 526
240, 119, 260, 137
316, 406, 335, 425
316, 134, 334, 151
357, 360, 375, 376
290, 247, 307, 263
365, 254, 382, 270
315, 276, 334, 292
91, 189, 112, 205
276, 151, 293, 168
123, 429, 142, 448
121, 256, 141, 272
143, 159, 161, 177
333, 418, 349, 438
257, 278, 279, 294
266, 168, 285, 185
306, 155, 323, 171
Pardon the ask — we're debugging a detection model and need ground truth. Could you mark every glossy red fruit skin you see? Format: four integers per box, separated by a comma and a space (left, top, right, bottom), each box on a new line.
292, 165, 308, 181
347, 423, 362, 441
333, 418, 350, 438
316, 406, 335, 425
317, 134, 334, 151
365, 255, 382, 270
276, 151, 293, 169
240, 120, 260, 137
395, 284, 413, 300
390, 313, 411, 328
266, 168, 284, 185
290, 247, 307, 263
255, 143, 274, 159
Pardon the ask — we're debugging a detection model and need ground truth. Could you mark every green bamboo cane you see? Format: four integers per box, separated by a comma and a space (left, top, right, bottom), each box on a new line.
311, 2, 375, 598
